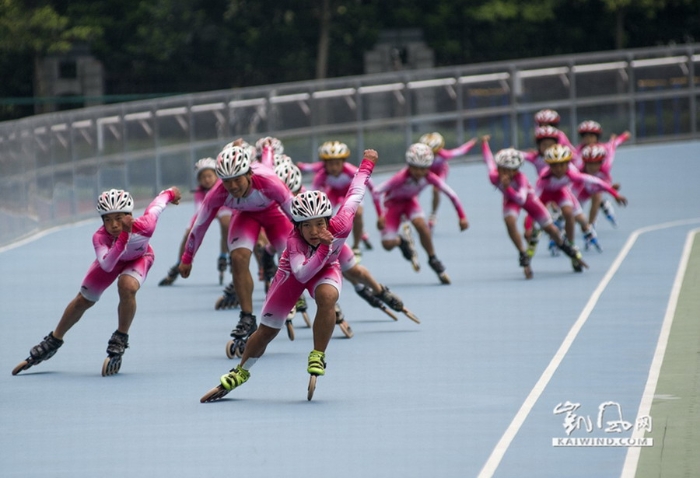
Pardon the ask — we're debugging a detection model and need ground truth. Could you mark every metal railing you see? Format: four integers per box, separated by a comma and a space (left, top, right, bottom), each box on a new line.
1, 43, 699, 246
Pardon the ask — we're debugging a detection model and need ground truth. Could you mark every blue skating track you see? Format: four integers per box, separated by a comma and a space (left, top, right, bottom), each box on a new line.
2, 140, 699, 477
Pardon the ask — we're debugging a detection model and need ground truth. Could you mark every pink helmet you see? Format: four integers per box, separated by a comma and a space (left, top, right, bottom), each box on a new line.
534, 125, 560, 142
581, 144, 607, 163
577, 120, 602, 136
534, 109, 560, 126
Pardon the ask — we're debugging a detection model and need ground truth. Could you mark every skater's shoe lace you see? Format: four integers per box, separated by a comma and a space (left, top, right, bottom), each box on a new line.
106, 331, 129, 357
307, 350, 326, 376
519, 251, 531, 268
428, 256, 446, 274
375, 285, 404, 312
295, 296, 308, 312
231, 313, 257, 338
220, 365, 250, 391
30, 332, 63, 361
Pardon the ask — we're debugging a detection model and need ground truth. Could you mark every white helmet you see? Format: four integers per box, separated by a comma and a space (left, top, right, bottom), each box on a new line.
255, 136, 284, 157
318, 141, 350, 160
216, 146, 251, 179
96, 189, 134, 216
194, 157, 217, 175
405, 143, 434, 168
273, 153, 294, 168
494, 148, 524, 170
418, 132, 445, 153
534, 109, 560, 126
274, 162, 303, 194
291, 190, 333, 222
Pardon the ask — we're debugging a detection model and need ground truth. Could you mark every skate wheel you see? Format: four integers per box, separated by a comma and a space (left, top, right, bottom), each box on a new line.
101, 355, 122, 377
234, 342, 245, 358
215, 297, 225, 310
301, 312, 311, 328
402, 309, 421, 324
200, 385, 230, 403
12, 360, 30, 376
225, 340, 236, 359
286, 320, 295, 341
438, 272, 451, 284
411, 258, 421, 272
524, 266, 533, 280
307, 375, 317, 401
338, 320, 354, 339
381, 306, 399, 321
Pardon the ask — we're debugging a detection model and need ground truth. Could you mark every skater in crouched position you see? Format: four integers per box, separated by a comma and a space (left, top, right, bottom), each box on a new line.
374, 143, 469, 284
13, 187, 181, 376
178, 145, 295, 353
201, 149, 378, 402
481, 136, 587, 278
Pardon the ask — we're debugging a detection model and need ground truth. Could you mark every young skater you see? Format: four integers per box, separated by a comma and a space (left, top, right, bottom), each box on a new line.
13, 187, 181, 376
418, 132, 477, 229
481, 136, 587, 278
374, 143, 469, 284
536, 144, 628, 257
533, 109, 574, 148
159, 158, 233, 286
178, 145, 295, 354
297, 141, 381, 257
200, 149, 379, 402
273, 161, 419, 340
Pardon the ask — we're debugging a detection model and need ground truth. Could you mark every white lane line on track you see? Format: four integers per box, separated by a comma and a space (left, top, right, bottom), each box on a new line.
477, 218, 700, 478
620, 227, 700, 478
0, 219, 97, 254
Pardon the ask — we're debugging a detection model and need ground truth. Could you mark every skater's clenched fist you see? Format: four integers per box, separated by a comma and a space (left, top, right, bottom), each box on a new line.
179, 263, 192, 278
363, 149, 378, 163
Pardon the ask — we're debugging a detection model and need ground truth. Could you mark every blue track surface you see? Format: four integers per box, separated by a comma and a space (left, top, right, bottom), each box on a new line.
1, 141, 699, 478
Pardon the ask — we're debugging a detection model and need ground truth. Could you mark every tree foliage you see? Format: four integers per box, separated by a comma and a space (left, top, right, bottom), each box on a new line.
1, 0, 699, 120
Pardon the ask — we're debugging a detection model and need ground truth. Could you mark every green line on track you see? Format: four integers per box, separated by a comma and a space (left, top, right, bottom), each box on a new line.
636, 233, 700, 478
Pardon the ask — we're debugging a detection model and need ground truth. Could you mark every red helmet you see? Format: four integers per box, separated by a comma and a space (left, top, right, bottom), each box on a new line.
534, 125, 560, 142
534, 109, 560, 126
577, 120, 602, 136
581, 144, 607, 163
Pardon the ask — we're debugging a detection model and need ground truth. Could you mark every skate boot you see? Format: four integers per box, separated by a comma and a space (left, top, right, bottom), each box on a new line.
307, 349, 326, 401
352, 247, 362, 262
215, 282, 239, 310
335, 304, 353, 338
558, 240, 587, 272
398, 224, 420, 271
548, 238, 561, 257
12, 331, 64, 375
217, 253, 229, 285
307, 350, 326, 376
428, 255, 451, 284
158, 264, 179, 286
519, 251, 533, 279
220, 365, 250, 391
286, 303, 296, 341
295, 296, 311, 327
361, 232, 373, 250
527, 227, 541, 257
583, 227, 602, 252
601, 200, 617, 228
375, 285, 404, 312
261, 249, 278, 292
226, 312, 258, 358
102, 330, 129, 376
355, 284, 384, 309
